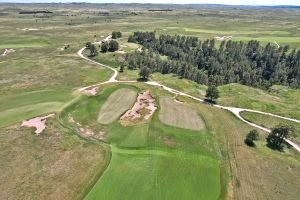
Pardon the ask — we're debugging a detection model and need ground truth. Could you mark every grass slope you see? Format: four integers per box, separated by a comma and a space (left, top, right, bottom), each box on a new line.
240, 111, 300, 144
219, 84, 300, 119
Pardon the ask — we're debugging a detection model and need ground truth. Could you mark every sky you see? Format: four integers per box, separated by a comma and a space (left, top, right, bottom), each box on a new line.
0, 0, 300, 6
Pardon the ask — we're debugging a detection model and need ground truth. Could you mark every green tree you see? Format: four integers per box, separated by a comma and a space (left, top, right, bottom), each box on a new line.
205, 85, 219, 102
139, 67, 150, 80
120, 64, 125, 72
88, 44, 98, 57
101, 42, 109, 53
244, 129, 259, 147
267, 124, 295, 151
112, 31, 122, 39
108, 40, 119, 52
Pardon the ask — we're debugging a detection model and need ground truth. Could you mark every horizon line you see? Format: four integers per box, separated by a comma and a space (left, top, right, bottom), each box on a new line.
0, 2, 300, 7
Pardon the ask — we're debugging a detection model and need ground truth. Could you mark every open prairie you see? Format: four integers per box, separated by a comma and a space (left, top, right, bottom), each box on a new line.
0, 3, 299, 200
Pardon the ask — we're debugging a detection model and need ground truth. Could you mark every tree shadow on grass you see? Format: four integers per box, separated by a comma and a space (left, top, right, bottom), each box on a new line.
203, 98, 217, 105
137, 77, 148, 82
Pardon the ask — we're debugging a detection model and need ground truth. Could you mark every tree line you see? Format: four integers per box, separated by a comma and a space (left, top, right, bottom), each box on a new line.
126, 32, 300, 89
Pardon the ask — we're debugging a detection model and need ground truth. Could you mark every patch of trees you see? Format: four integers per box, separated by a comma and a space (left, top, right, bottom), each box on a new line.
101, 40, 119, 53
86, 42, 98, 57
205, 85, 219, 103
267, 124, 295, 151
244, 129, 259, 147
126, 32, 300, 89
19, 11, 53, 14
112, 31, 122, 39
148, 9, 173, 12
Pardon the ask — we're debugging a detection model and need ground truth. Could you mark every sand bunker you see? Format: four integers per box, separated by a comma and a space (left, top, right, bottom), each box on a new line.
81, 87, 99, 96
1, 48, 15, 56
21, 28, 40, 31
21, 114, 54, 135
121, 90, 157, 121
214, 36, 232, 41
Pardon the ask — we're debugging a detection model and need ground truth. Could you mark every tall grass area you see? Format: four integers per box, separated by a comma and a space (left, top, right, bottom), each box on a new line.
219, 84, 300, 119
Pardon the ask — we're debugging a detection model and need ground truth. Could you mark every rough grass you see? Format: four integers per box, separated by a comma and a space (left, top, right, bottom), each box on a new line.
159, 96, 204, 131
151, 73, 207, 98
219, 84, 300, 119
97, 88, 137, 124
240, 111, 300, 144
0, 119, 110, 200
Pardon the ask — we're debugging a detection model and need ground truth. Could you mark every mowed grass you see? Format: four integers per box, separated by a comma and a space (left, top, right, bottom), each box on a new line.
85, 150, 220, 200
0, 90, 74, 128
0, 37, 50, 48
159, 96, 204, 131
240, 111, 300, 144
97, 88, 137, 124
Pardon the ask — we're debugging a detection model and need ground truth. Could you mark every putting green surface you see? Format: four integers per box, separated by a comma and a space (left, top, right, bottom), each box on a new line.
97, 88, 137, 124
159, 96, 204, 131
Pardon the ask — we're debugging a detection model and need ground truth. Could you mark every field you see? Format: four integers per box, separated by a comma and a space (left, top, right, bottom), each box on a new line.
0, 3, 300, 200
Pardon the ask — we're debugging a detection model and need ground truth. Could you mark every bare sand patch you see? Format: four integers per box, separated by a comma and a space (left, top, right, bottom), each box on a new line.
98, 88, 137, 124
120, 90, 157, 122
82, 87, 99, 96
159, 96, 204, 131
1, 48, 15, 56
21, 28, 40, 31
214, 36, 232, 41
21, 113, 55, 135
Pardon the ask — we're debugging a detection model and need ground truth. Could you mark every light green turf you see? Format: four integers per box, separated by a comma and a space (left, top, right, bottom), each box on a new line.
85, 150, 220, 200
0, 90, 74, 128
97, 88, 137, 124
0, 102, 63, 128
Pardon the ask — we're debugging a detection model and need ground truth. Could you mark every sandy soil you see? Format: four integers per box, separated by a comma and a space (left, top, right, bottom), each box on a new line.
214, 36, 232, 41
1, 48, 15, 56
21, 114, 55, 135
81, 87, 99, 96
21, 28, 40, 31
121, 90, 157, 120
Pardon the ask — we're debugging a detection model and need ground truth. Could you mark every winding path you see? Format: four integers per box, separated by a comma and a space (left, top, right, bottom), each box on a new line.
77, 36, 300, 153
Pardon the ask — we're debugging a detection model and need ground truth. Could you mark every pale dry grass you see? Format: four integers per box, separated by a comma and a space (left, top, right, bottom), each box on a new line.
159, 96, 204, 131
98, 88, 137, 124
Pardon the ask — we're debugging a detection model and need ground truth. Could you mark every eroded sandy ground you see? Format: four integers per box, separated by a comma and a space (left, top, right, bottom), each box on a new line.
214, 36, 232, 41
21, 114, 55, 135
121, 90, 157, 121
1, 48, 15, 56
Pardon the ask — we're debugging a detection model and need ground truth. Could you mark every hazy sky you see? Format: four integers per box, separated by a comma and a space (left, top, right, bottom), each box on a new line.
1, 0, 300, 6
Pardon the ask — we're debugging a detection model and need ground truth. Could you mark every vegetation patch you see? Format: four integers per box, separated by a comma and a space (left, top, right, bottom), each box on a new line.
98, 88, 137, 124
159, 96, 204, 130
